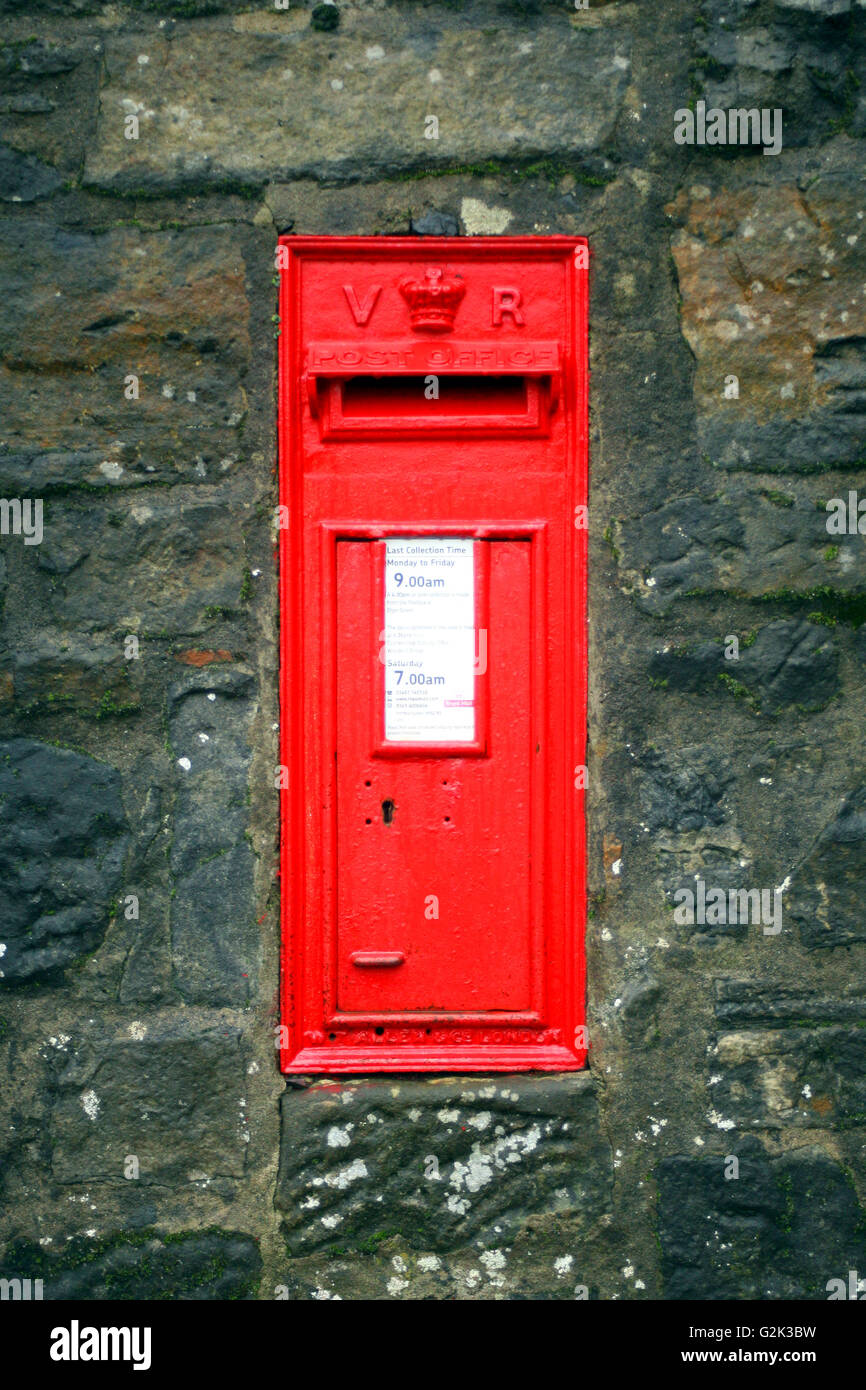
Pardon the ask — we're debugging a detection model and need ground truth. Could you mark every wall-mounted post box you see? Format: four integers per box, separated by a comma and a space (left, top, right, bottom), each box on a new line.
278, 236, 588, 1073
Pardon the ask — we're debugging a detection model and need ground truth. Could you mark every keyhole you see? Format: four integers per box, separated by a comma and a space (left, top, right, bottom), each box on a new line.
381, 799, 395, 825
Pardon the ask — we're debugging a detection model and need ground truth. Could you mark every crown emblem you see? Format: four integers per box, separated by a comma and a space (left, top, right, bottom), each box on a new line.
399, 266, 466, 333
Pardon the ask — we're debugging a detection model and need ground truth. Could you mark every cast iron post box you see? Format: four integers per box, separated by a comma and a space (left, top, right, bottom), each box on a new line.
278, 236, 588, 1072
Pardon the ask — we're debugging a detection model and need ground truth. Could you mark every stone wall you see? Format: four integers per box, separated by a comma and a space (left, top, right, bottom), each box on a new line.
0, 0, 864, 1301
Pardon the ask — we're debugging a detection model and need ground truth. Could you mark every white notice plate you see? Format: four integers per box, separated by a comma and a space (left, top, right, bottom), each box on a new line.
383, 538, 476, 743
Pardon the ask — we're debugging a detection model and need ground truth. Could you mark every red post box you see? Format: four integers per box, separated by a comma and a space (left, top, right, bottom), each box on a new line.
278, 236, 588, 1072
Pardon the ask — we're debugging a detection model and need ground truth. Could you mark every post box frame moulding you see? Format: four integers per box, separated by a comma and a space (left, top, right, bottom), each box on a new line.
277, 236, 588, 1073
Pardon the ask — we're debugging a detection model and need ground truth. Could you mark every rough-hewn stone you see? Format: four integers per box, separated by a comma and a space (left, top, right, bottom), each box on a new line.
0, 739, 128, 985
650, 619, 840, 713
0, 219, 251, 463
788, 784, 866, 948
48, 1014, 250, 1183
85, 14, 632, 192
669, 169, 866, 473
612, 488, 866, 617
0, 1228, 262, 1300
658, 1137, 866, 1299
168, 667, 257, 1005
711, 1025, 866, 1128
277, 1074, 612, 1266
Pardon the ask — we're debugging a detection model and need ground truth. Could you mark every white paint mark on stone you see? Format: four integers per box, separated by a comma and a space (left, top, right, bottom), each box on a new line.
177, 758, 191, 771
314, 1158, 368, 1189
448, 1124, 542, 1211
713, 320, 740, 342
460, 198, 513, 235
481, 1249, 506, 1286
481, 1249, 506, 1271
554, 1255, 574, 1276
326, 1125, 353, 1148
81, 1090, 100, 1122
468, 1111, 492, 1131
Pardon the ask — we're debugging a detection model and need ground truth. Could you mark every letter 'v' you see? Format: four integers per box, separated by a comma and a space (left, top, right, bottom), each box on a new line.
343, 285, 382, 325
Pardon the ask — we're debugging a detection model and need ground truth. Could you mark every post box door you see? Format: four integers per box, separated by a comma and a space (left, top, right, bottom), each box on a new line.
336, 537, 531, 1014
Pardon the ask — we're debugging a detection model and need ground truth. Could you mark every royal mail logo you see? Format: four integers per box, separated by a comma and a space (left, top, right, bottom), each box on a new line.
399, 266, 466, 333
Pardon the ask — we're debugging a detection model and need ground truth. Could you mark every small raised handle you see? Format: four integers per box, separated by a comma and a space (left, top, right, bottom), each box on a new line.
350, 950, 406, 968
